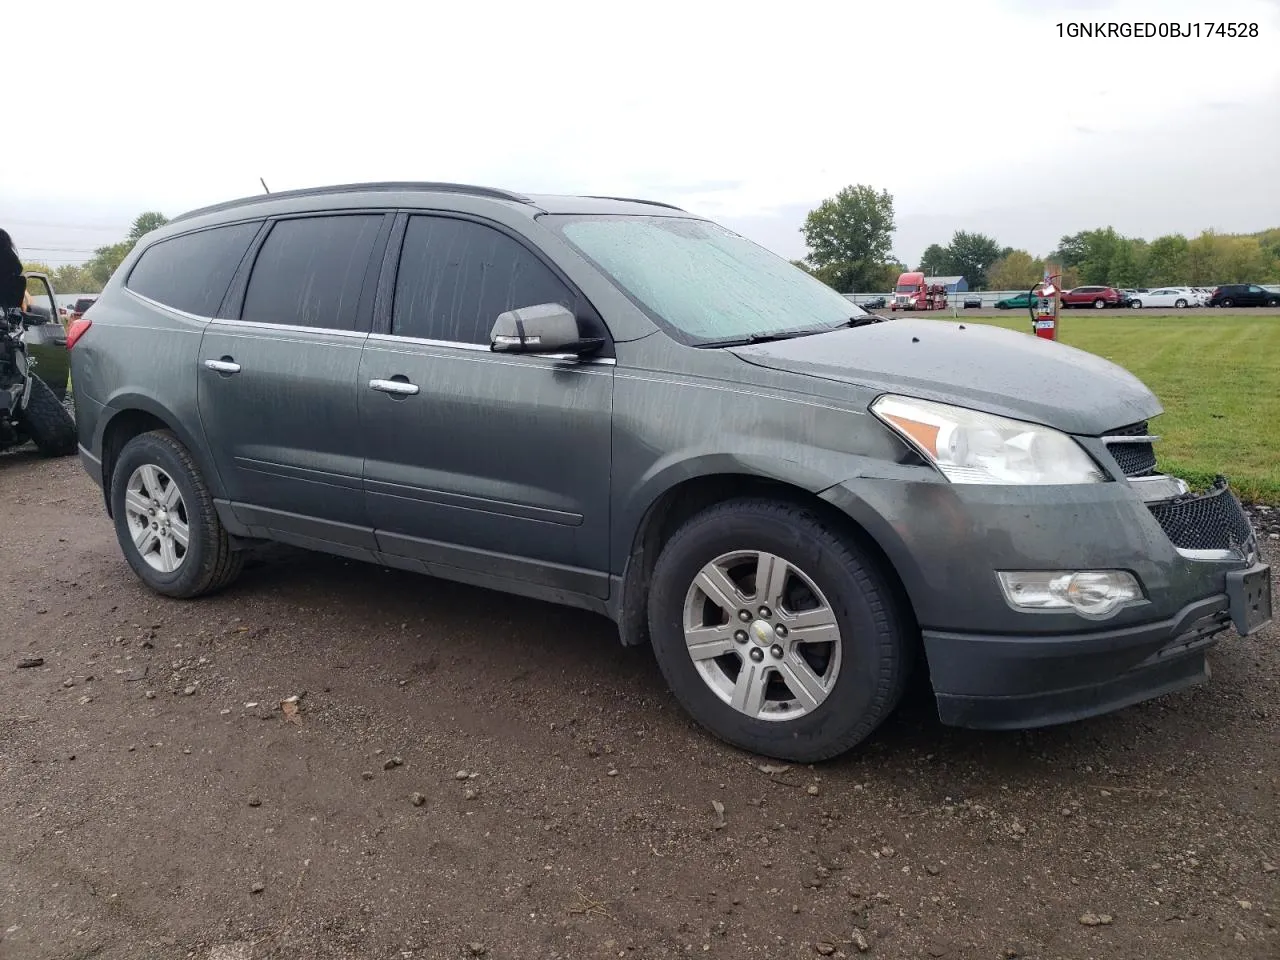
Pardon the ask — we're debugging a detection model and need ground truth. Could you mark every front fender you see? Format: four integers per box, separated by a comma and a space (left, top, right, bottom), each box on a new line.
610, 445, 905, 574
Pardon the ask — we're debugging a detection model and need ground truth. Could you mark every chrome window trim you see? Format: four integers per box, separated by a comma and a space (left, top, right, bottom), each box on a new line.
208, 317, 369, 339
367, 333, 616, 365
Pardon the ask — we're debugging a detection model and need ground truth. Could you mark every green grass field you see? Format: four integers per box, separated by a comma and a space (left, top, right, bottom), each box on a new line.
965, 313, 1280, 504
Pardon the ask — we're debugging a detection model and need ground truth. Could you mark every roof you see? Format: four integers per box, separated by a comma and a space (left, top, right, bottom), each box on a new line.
170, 181, 691, 225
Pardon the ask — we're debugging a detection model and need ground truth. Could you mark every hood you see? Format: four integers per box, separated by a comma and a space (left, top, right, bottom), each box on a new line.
729, 318, 1161, 435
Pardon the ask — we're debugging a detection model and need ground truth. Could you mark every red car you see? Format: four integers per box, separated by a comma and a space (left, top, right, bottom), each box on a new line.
1060, 285, 1125, 309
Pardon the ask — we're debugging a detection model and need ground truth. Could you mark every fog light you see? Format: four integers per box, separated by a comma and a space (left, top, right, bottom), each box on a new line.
997, 570, 1143, 619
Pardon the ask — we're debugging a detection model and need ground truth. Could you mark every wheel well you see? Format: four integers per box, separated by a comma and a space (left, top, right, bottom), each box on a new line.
614, 474, 918, 648
100, 409, 171, 517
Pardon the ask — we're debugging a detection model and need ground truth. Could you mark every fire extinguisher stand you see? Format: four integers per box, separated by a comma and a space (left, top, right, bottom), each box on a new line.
1028, 270, 1061, 341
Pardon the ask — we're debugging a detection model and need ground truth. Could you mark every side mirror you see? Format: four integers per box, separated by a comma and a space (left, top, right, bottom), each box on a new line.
489, 303, 604, 356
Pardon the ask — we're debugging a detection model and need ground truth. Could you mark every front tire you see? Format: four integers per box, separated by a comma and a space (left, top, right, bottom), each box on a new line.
1093, 298, 1106, 309
1221, 298, 1235, 307
109, 430, 243, 598
21, 375, 77, 457
1175, 299, 1187, 308
646, 498, 913, 762
1129, 300, 1142, 309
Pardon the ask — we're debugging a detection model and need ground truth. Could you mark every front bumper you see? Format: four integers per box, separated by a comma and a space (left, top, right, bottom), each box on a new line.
927, 592, 1241, 729
819, 473, 1272, 729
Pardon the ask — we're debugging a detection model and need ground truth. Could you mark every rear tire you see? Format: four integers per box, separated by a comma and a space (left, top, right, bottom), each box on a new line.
646, 498, 914, 762
1129, 300, 1142, 309
1093, 298, 1106, 309
21, 375, 77, 457
109, 430, 243, 599
1221, 298, 1235, 307
1267, 298, 1280, 307
1175, 299, 1187, 308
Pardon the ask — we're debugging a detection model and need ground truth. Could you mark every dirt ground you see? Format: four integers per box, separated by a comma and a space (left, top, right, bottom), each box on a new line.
2, 452, 1277, 960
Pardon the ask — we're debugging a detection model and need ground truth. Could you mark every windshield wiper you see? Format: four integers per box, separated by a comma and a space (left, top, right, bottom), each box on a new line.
843, 314, 889, 328
696, 326, 833, 348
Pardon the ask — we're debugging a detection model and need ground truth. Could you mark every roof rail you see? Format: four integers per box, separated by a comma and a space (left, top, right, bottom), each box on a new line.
171, 181, 532, 223
582, 195, 686, 212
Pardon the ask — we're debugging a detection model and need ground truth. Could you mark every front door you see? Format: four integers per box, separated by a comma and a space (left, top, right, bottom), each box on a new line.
359, 213, 614, 597
198, 212, 390, 549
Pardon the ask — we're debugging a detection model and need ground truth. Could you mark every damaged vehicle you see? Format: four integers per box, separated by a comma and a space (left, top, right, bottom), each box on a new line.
68, 183, 1272, 761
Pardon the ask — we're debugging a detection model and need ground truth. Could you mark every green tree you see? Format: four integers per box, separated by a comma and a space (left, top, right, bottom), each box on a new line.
801, 185, 896, 293
85, 241, 132, 287
1108, 238, 1147, 288
1052, 232, 1091, 269
945, 231, 1002, 289
129, 211, 169, 242
917, 243, 954, 276
51, 264, 100, 294
1144, 234, 1189, 286
986, 250, 1045, 291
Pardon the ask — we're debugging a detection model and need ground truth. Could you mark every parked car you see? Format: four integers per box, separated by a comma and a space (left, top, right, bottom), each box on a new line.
862, 296, 887, 310
1207, 284, 1280, 308
993, 292, 1036, 309
67, 182, 1272, 762
1060, 286, 1126, 309
69, 296, 97, 322
962, 295, 982, 309
1130, 288, 1197, 310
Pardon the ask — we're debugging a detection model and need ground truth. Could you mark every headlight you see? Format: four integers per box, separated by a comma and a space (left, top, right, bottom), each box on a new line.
871, 395, 1105, 484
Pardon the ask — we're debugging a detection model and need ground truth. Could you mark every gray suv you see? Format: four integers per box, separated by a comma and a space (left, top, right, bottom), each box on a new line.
68, 182, 1272, 761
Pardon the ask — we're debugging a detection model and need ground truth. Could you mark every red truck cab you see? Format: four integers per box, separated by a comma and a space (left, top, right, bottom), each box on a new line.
890, 272, 948, 311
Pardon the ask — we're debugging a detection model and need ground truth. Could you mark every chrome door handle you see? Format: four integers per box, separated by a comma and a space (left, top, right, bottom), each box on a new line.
204, 359, 241, 374
369, 378, 419, 396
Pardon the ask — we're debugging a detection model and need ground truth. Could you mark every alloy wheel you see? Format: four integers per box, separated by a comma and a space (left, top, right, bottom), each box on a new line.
123, 464, 189, 573
682, 550, 842, 721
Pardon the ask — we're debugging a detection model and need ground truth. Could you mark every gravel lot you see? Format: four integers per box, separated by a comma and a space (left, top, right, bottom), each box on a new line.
2, 452, 1277, 960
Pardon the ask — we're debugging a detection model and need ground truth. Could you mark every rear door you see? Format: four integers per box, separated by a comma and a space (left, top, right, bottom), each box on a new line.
358, 212, 615, 598
197, 212, 392, 551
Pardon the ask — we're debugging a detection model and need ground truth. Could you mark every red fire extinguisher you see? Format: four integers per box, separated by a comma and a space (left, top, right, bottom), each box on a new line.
1028, 272, 1061, 341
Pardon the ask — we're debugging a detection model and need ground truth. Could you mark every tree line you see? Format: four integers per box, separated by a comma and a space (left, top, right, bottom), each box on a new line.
22, 212, 169, 295
797, 185, 1280, 292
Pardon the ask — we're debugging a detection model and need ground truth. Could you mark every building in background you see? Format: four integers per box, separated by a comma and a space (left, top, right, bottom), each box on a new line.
924, 275, 968, 293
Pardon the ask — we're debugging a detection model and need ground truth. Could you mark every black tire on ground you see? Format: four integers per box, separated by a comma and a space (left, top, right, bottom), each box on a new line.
21, 375, 78, 457
1222, 298, 1235, 307
1175, 299, 1187, 308
1129, 300, 1142, 309
1267, 298, 1280, 307
646, 498, 914, 763
109, 430, 244, 599
1093, 298, 1106, 309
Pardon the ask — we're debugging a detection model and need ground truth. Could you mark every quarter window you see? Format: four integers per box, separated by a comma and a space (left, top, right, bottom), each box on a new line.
391, 216, 576, 344
241, 215, 384, 331
126, 222, 259, 316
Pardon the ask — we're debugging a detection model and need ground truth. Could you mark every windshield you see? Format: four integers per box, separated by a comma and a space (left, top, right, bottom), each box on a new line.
547, 215, 866, 344
894, 284, 917, 294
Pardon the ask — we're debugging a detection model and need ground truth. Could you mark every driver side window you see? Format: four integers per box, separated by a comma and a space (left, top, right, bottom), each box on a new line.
391, 216, 578, 345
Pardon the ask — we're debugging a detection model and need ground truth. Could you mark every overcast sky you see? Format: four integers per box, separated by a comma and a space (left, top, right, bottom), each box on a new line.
6, 0, 1278, 272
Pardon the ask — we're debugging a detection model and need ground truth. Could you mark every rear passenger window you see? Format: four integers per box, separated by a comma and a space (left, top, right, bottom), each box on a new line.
126, 222, 259, 316
241, 215, 383, 331
392, 215, 575, 344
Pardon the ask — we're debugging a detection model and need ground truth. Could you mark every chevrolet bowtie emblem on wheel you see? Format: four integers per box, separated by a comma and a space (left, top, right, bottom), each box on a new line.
751, 620, 773, 645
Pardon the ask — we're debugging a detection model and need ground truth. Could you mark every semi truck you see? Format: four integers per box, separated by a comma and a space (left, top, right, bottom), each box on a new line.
889, 271, 948, 311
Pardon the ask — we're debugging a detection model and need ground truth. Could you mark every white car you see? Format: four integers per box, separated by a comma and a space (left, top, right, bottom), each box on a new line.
1131, 287, 1198, 309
